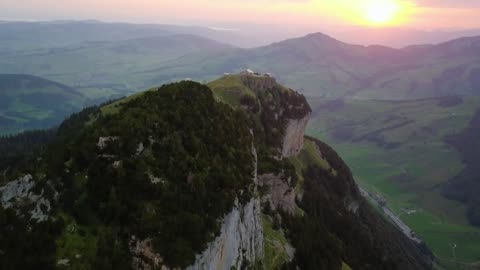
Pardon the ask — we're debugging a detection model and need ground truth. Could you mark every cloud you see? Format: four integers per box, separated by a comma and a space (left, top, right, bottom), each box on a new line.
0, 0, 479, 29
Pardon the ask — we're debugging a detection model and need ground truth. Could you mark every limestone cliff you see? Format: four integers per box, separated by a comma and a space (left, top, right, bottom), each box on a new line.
183, 72, 314, 269
212, 73, 312, 157
258, 173, 296, 214
0, 174, 51, 222
188, 198, 264, 270
187, 146, 263, 270
281, 115, 310, 157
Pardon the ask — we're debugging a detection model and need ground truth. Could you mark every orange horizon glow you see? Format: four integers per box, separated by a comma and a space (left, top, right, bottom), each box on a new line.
0, 0, 479, 30
362, 0, 402, 25
310, 0, 413, 27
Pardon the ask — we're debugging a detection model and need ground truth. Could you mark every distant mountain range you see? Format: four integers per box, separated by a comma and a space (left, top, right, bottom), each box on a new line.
332, 27, 480, 48
0, 23, 233, 95
1, 21, 479, 101
134, 32, 480, 100
2, 20, 480, 48
1, 20, 480, 135
0, 20, 234, 53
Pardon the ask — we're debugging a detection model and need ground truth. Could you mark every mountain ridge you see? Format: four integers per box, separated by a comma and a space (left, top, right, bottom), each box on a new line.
142, 32, 480, 100
0, 73, 432, 269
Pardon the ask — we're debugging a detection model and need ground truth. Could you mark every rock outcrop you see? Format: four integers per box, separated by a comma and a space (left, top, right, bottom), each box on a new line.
187, 198, 264, 270
96, 136, 118, 150
0, 174, 51, 221
259, 173, 296, 214
188, 145, 263, 270
0, 174, 35, 208
130, 237, 165, 270
185, 73, 310, 268
281, 114, 310, 157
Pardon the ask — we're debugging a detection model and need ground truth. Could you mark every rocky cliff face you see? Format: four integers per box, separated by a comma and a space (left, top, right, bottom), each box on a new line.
183, 71, 313, 268
188, 198, 264, 270
187, 146, 264, 270
207, 73, 431, 270
281, 115, 310, 157
182, 72, 313, 268
234, 73, 312, 157
259, 173, 296, 214
0, 174, 51, 222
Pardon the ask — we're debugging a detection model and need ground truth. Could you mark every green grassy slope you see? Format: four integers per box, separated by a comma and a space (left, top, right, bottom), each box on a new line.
0, 74, 88, 135
306, 96, 480, 265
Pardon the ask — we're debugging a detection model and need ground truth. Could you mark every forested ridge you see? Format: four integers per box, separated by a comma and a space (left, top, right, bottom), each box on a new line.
1, 81, 254, 269
280, 137, 432, 270
0, 78, 432, 270
0, 129, 56, 174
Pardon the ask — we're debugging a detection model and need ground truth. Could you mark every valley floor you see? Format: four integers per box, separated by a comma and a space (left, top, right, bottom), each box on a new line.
306, 97, 480, 269
313, 140, 480, 269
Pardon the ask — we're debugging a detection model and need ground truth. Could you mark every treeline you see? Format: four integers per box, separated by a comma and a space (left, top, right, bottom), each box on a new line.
0, 98, 123, 174
57, 97, 124, 139
0, 129, 56, 172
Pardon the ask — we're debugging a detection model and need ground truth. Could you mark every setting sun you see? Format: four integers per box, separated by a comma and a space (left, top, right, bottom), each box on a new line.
362, 0, 401, 24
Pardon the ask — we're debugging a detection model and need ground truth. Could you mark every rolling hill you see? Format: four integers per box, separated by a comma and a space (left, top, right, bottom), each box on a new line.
0, 20, 234, 55
0, 74, 88, 134
0, 31, 234, 97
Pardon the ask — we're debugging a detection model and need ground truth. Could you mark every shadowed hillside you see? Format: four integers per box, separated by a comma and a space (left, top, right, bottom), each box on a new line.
444, 110, 480, 227
306, 96, 480, 266
0, 74, 89, 135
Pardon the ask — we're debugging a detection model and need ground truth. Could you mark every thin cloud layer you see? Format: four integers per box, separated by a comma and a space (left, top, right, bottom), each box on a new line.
0, 0, 479, 29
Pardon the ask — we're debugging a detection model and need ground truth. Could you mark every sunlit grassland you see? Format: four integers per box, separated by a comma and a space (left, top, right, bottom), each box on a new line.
208, 75, 256, 107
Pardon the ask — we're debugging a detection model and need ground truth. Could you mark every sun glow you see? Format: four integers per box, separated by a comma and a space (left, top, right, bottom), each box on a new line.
362, 0, 402, 25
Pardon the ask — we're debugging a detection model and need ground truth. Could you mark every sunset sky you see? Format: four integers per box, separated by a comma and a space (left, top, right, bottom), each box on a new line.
1, 0, 479, 30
